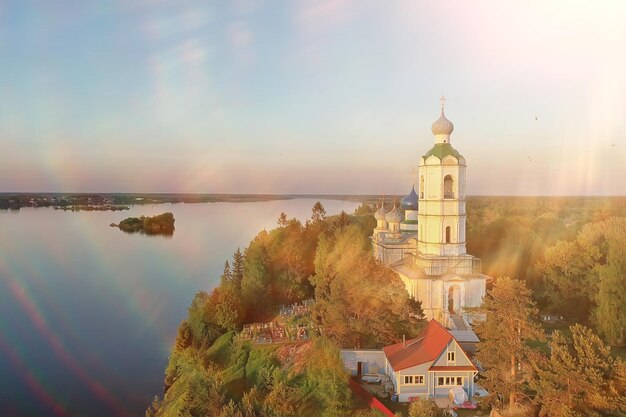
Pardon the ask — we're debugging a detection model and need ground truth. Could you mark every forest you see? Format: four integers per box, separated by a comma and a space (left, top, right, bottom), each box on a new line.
147, 197, 626, 417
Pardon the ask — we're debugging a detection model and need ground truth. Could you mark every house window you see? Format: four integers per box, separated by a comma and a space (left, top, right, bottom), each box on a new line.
447, 351, 455, 362
403, 375, 425, 385
445, 226, 451, 243
437, 376, 463, 386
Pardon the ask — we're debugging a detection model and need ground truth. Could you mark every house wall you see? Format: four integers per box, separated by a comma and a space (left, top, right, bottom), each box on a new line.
429, 370, 476, 398
429, 339, 476, 397
394, 362, 433, 402
340, 349, 386, 377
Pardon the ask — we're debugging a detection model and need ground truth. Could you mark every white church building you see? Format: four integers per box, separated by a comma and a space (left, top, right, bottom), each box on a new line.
372, 101, 491, 328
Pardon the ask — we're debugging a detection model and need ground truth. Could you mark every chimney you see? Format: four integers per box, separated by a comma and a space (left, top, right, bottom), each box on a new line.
403, 334, 406, 348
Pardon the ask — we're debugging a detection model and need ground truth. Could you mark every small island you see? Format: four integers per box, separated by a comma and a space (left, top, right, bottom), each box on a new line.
111, 212, 175, 236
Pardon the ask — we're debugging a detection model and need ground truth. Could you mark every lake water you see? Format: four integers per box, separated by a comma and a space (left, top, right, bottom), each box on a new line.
0, 198, 359, 417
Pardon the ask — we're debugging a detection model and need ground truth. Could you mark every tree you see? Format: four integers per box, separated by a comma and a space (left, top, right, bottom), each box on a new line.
232, 248, 245, 286
304, 337, 354, 417
277, 212, 289, 228
214, 283, 242, 330
541, 217, 626, 344
240, 236, 272, 322
159, 351, 226, 417
593, 228, 626, 345
469, 277, 544, 409
311, 225, 423, 347
262, 369, 297, 417
331, 210, 351, 232
407, 398, 438, 417
174, 320, 192, 351
311, 201, 326, 223
531, 324, 626, 417
220, 261, 232, 284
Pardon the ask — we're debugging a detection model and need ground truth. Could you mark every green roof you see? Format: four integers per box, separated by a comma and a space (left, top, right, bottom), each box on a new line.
423, 143, 463, 160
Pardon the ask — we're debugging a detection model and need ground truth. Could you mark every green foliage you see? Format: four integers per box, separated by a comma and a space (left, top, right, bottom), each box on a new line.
204, 331, 235, 365
232, 248, 245, 286
185, 291, 224, 348
407, 398, 438, 417
302, 337, 354, 417
470, 277, 544, 409
530, 324, 626, 417
157, 350, 226, 417
174, 320, 192, 351
541, 217, 626, 344
312, 224, 424, 348
117, 212, 175, 235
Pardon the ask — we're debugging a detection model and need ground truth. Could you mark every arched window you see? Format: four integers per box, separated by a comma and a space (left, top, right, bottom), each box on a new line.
445, 226, 451, 243
419, 175, 424, 199
444, 175, 454, 199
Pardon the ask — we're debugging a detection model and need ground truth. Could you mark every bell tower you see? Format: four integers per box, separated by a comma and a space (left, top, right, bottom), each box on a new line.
417, 97, 467, 256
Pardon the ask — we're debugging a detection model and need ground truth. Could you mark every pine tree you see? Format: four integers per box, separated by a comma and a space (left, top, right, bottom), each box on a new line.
531, 324, 626, 416
220, 260, 232, 284
232, 248, 245, 287
277, 212, 289, 228
174, 320, 192, 351
469, 277, 544, 409
311, 201, 326, 223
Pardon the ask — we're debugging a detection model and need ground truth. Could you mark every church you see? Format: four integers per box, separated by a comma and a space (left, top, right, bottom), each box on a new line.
371, 100, 491, 329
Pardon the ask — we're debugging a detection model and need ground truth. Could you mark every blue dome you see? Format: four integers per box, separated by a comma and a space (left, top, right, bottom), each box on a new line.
401, 185, 419, 210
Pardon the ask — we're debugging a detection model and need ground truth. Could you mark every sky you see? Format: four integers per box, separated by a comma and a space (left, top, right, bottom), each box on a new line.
0, 0, 625, 195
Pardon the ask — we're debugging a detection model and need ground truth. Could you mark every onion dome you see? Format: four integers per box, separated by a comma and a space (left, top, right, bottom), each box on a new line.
386, 204, 402, 223
374, 204, 387, 221
400, 185, 419, 210
431, 109, 454, 136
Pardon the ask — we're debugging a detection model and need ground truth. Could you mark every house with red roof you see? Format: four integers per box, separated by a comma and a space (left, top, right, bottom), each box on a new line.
383, 320, 477, 401
342, 319, 478, 403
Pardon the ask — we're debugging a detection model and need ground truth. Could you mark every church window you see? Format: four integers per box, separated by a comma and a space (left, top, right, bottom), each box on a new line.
419, 175, 424, 199
445, 226, 451, 243
444, 175, 454, 199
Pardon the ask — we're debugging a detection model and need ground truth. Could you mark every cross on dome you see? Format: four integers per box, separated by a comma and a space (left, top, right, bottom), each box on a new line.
431, 96, 454, 137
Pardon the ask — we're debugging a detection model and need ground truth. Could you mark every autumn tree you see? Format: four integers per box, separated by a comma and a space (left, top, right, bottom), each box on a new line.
469, 277, 544, 409
530, 324, 626, 417
311, 225, 423, 347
